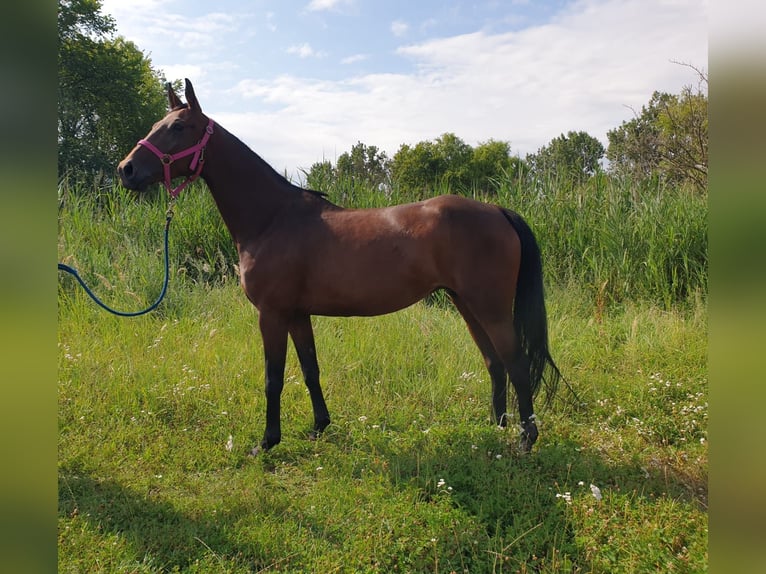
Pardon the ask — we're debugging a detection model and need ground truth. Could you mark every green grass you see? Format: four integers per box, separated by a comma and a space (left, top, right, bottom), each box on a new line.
58, 180, 707, 572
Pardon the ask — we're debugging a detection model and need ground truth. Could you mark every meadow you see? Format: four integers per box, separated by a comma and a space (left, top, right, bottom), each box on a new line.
58, 176, 707, 572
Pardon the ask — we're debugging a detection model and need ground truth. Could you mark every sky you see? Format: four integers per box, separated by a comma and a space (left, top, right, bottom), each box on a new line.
100, 0, 708, 179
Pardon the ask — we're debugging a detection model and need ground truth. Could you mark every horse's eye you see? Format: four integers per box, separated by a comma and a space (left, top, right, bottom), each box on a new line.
171, 122, 185, 132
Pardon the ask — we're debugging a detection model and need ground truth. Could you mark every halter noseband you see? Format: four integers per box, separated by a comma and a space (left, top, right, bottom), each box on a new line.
138, 118, 215, 198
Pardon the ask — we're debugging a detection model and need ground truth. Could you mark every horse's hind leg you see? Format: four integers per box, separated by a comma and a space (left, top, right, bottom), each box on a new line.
453, 295, 538, 452
506, 351, 538, 452
478, 321, 538, 452
289, 314, 331, 438
450, 294, 510, 427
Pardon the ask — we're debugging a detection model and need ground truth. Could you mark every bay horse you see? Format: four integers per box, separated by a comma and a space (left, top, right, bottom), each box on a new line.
118, 79, 561, 455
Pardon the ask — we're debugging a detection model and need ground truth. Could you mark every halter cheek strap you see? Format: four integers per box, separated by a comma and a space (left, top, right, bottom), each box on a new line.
138, 118, 215, 198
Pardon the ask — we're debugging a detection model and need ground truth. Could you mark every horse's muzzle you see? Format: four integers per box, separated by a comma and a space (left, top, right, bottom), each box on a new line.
117, 158, 150, 191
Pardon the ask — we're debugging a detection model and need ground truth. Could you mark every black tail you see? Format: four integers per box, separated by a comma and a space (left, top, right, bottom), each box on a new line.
501, 208, 561, 406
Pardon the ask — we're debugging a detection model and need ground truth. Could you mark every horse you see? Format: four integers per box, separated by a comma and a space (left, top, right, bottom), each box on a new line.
118, 79, 561, 455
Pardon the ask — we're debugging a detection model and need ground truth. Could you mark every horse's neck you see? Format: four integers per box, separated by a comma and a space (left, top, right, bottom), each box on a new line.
201, 125, 302, 244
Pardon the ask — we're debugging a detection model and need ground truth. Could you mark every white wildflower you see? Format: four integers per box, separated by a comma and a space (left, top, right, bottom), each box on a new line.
590, 483, 602, 501
225, 434, 233, 451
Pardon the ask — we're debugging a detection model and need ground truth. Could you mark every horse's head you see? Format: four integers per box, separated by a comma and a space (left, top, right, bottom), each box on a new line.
118, 79, 213, 195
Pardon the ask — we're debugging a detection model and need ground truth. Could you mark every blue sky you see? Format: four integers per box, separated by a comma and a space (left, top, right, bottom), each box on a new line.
100, 0, 708, 179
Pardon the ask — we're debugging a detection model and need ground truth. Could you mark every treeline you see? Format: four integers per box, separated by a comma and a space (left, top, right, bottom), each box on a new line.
303, 79, 707, 201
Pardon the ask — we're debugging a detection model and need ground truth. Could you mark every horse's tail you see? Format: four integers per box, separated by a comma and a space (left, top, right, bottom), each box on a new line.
500, 208, 561, 406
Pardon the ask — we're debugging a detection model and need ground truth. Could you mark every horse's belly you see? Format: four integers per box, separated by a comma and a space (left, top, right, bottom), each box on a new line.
305, 255, 438, 316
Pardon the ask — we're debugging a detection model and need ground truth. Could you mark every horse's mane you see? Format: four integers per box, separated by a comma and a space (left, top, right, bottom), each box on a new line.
251, 151, 328, 199
217, 117, 328, 200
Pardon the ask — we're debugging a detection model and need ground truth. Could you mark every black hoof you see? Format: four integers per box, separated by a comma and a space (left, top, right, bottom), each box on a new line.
520, 418, 539, 453
249, 434, 280, 457
309, 419, 331, 441
248, 446, 264, 457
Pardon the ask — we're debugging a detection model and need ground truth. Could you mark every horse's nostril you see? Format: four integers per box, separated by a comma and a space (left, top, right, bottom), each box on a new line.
122, 162, 134, 178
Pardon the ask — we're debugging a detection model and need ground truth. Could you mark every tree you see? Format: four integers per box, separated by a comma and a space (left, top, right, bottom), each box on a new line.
655, 85, 708, 191
391, 133, 480, 195
390, 140, 444, 196
431, 133, 473, 190
607, 72, 708, 192
58, 0, 168, 181
469, 139, 514, 194
336, 141, 391, 191
526, 130, 605, 187
606, 91, 669, 183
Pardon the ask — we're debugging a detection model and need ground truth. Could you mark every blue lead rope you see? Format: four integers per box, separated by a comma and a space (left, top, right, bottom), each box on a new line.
58, 211, 173, 317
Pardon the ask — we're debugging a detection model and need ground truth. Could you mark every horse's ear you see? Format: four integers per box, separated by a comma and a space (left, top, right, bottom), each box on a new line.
167, 82, 183, 110
185, 79, 202, 113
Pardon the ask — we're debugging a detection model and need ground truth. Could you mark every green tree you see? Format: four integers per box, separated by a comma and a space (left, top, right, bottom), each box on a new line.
391, 133, 481, 196
527, 130, 605, 187
431, 133, 473, 190
607, 77, 708, 192
606, 91, 670, 184
469, 139, 515, 194
655, 84, 708, 191
58, 0, 167, 181
391, 140, 444, 196
336, 141, 391, 191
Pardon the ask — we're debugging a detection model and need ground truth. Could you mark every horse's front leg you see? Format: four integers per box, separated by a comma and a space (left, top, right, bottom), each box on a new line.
289, 314, 331, 438
251, 311, 289, 455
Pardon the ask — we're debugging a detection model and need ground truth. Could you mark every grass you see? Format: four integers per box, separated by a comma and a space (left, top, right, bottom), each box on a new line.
58, 179, 707, 572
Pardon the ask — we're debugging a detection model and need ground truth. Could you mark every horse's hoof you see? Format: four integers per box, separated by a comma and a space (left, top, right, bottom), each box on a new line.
249, 435, 280, 456
520, 418, 539, 453
248, 445, 264, 457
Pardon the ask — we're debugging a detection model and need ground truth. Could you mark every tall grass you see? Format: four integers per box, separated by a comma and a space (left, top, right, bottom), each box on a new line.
491, 174, 707, 307
307, 171, 707, 307
59, 172, 706, 309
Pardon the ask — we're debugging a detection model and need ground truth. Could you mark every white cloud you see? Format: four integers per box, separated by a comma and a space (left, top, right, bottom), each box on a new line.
100, 2, 246, 64
341, 53, 369, 65
218, 0, 707, 177
287, 43, 325, 59
306, 0, 354, 12
265, 11, 277, 32
157, 64, 205, 83
391, 20, 410, 37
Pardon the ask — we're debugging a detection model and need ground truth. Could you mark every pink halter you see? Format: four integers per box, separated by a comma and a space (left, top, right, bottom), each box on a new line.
138, 118, 215, 198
